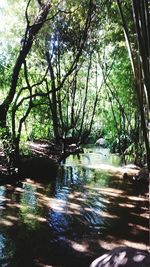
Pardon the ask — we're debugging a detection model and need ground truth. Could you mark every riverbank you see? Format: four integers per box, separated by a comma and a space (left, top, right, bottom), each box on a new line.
28, 140, 83, 162
0, 141, 149, 195
0, 140, 83, 184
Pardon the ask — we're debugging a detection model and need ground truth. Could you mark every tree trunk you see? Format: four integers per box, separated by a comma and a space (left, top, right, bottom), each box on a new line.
0, 1, 50, 127
117, 0, 150, 170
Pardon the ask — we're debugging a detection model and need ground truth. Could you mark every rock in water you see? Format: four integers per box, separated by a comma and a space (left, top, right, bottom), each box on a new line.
90, 247, 150, 267
95, 138, 107, 147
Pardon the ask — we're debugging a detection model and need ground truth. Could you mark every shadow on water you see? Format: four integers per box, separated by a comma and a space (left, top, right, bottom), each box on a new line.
0, 146, 149, 267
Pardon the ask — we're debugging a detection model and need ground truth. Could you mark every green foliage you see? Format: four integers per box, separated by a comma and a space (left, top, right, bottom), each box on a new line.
0, 0, 141, 162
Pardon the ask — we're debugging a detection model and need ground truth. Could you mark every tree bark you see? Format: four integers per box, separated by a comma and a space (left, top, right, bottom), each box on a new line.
117, 0, 150, 170
0, 0, 50, 127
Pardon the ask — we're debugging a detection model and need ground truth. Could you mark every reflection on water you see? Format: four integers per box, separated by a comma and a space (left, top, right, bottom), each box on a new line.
0, 146, 149, 267
63, 146, 120, 168
0, 234, 5, 261
19, 184, 40, 229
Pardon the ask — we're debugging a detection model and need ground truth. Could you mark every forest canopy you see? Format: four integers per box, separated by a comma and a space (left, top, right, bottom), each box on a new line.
0, 0, 149, 170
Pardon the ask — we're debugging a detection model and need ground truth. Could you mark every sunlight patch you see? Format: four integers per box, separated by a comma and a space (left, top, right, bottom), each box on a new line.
101, 211, 119, 219
6, 215, 19, 221
99, 239, 147, 251
70, 240, 89, 252
128, 223, 149, 231
119, 203, 135, 208
0, 218, 13, 226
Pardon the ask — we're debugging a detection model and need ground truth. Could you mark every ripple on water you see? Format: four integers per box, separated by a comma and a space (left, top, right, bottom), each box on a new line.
0, 147, 149, 266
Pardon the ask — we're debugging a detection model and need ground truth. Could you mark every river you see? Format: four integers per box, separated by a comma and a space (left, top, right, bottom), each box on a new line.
0, 146, 149, 267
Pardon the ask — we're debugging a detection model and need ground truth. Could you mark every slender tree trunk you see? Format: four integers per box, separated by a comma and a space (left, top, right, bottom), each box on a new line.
46, 52, 60, 143
0, 1, 50, 127
117, 0, 150, 170
78, 51, 92, 140
132, 0, 150, 108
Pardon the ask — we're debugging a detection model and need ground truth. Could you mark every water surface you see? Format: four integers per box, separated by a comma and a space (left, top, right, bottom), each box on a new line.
0, 146, 149, 267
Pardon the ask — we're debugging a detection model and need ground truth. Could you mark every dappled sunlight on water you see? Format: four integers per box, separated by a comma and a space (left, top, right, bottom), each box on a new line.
0, 146, 149, 266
